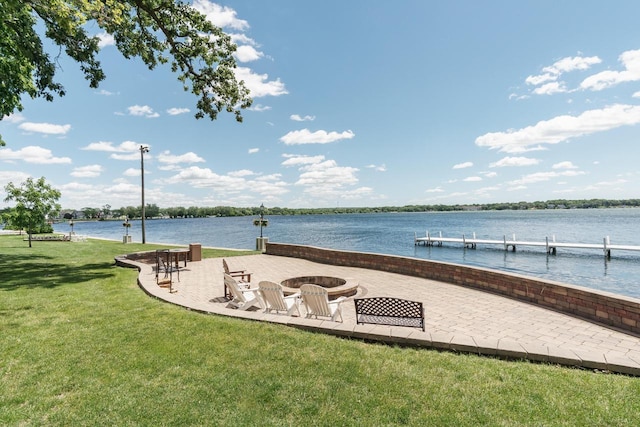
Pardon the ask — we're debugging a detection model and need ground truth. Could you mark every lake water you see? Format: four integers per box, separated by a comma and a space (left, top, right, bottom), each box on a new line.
54, 209, 640, 298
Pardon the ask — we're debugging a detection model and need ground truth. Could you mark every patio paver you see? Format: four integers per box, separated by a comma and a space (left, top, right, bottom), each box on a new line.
121, 253, 640, 376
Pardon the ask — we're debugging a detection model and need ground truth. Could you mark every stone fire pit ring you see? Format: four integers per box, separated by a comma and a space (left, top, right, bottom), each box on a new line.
281, 276, 358, 300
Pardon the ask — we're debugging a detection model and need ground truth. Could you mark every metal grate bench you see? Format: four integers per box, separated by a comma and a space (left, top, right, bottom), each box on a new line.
354, 297, 425, 331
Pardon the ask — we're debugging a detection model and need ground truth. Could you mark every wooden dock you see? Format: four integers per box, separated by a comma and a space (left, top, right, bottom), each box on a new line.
414, 231, 640, 259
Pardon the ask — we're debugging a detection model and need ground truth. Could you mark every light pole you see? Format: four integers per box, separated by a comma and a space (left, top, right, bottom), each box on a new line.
253, 203, 268, 251
140, 145, 149, 244
259, 203, 265, 238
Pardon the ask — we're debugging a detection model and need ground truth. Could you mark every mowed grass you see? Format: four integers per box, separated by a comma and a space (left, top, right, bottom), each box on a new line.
1, 235, 640, 425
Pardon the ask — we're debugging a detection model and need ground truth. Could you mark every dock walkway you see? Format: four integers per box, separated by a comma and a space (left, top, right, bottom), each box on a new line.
415, 231, 640, 257
120, 253, 640, 376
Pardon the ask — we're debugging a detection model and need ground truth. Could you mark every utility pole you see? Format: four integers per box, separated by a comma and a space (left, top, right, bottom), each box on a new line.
140, 145, 149, 244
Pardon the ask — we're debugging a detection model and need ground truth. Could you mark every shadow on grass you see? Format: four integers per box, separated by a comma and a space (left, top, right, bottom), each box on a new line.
0, 250, 117, 291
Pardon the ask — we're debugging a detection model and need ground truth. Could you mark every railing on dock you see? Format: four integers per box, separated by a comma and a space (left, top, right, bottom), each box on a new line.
414, 231, 640, 259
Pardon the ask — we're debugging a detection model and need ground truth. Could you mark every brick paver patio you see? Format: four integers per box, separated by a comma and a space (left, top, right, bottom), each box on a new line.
119, 253, 640, 375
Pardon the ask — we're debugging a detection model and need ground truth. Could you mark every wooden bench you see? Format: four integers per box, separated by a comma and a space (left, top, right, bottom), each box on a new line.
23, 234, 70, 242
354, 297, 425, 331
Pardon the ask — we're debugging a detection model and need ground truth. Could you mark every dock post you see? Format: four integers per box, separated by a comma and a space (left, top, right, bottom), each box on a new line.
604, 236, 611, 259
545, 236, 549, 254
414, 232, 417, 246
503, 235, 507, 251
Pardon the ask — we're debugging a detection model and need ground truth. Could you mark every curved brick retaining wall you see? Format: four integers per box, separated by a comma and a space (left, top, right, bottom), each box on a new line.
265, 242, 640, 336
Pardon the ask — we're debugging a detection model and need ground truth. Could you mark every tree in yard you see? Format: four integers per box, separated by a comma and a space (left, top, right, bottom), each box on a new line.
0, 0, 253, 145
3, 177, 62, 247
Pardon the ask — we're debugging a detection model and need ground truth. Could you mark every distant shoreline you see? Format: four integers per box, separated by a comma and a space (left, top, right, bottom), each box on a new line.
53, 203, 640, 223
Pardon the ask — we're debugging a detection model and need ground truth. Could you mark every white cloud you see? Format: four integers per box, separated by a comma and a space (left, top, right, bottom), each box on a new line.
339, 187, 374, 200
509, 93, 529, 101
111, 152, 147, 161
366, 164, 387, 172
129, 141, 295, 204
489, 156, 540, 167
82, 140, 145, 153
591, 178, 628, 187
248, 148, 259, 154
166, 107, 190, 115
3, 113, 25, 123
249, 104, 271, 112
508, 170, 585, 186
463, 176, 482, 182
230, 33, 256, 46
0, 171, 31, 188
60, 182, 94, 191
453, 161, 473, 169
282, 154, 325, 166
295, 160, 359, 187
526, 55, 601, 90
235, 67, 288, 97
0, 146, 71, 164
156, 151, 205, 164
228, 169, 254, 177
290, 114, 316, 122
96, 89, 115, 96
474, 185, 501, 195
193, 0, 249, 30
280, 129, 355, 145
426, 187, 445, 193
525, 73, 556, 86
97, 32, 115, 48
128, 105, 159, 118
532, 81, 566, 95
169, 166, 249, 190
252, 175, 290, 197
633, 91, 640, 98
552, 161, 578, 169
71, 165, 104, 178
234, 45, 264, 62
475, 104, 640, 153
18, 122, 71, 135
581, 49, 640, 91
123, 168, 141, 177
545, 55, 602, 74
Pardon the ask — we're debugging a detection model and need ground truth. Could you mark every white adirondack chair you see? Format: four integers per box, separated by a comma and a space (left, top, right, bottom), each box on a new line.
224, 274, 261, 311
300, 284, 347, 322
258, 281, 301, 316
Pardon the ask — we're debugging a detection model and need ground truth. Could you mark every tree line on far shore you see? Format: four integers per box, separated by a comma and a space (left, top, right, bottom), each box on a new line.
47, 198, 640, 221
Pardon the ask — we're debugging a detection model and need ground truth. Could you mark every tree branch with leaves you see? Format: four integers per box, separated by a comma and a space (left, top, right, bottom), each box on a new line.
0, 0, 252, 145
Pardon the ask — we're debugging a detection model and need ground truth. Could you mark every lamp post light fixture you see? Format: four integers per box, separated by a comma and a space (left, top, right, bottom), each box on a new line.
140, 145, 150, 244
123, 218, 131, 236
253, 203, 268, 237
253, 203, 269, 251
122, 217, 132, 243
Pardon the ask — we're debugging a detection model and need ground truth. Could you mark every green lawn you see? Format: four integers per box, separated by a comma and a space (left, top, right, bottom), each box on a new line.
1, 235, 640, 425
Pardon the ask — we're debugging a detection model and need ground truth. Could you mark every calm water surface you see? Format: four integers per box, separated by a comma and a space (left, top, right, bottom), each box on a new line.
55, 209, 640, 298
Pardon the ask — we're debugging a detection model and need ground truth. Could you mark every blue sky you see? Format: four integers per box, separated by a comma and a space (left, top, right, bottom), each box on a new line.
2, 0, 640, 210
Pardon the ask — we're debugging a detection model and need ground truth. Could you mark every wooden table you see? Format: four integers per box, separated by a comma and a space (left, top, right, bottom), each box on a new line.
169, 248, 190, 268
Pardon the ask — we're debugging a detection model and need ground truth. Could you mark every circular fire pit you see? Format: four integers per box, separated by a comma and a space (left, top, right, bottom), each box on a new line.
281, 276, 358, 300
